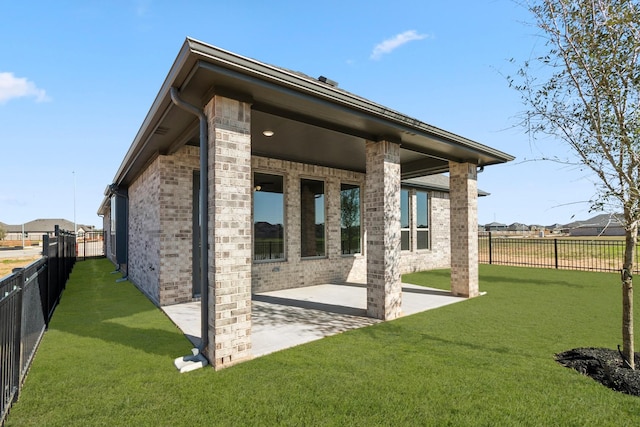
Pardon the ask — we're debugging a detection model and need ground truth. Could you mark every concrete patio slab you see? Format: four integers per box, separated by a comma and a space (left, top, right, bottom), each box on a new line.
162, 283, 465, 358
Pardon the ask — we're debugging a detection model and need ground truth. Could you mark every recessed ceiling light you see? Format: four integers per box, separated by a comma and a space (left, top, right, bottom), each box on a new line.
262, 130, 274, 137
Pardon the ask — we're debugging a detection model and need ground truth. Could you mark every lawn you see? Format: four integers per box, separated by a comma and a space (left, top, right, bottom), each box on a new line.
0, 256, 40, 278
7, 259, 640, 426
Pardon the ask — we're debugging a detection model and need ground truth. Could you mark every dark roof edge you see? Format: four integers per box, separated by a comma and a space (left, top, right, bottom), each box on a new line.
187, 38, 514, 163
98, 37, 511, 214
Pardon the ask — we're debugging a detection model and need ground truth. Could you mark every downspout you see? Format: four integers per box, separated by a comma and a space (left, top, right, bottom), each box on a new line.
170, 87, 209, 355
107, 184, 129, 281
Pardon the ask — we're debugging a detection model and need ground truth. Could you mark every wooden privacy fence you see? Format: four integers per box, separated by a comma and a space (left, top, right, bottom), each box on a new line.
479, 232, 640, 274
0, 227, 76, 426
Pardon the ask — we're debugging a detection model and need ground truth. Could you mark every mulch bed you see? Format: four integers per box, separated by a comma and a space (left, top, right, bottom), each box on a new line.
556, 347, 640, 397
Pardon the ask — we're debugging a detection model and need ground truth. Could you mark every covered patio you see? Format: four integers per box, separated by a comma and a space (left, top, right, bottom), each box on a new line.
100, 38, 513, 370
163, 282, 466, 357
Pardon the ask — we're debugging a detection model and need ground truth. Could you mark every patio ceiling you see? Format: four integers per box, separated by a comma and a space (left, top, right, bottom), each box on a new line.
109, 38, 514, 189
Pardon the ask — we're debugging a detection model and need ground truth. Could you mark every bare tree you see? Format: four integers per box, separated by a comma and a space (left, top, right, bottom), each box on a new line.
511, 0, 640, 368
0, 226, 5, 241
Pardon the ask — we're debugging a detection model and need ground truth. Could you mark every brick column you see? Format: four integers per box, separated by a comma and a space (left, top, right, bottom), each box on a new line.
449, 161, 479, 297
365, 140, 402, 320
204, 95, 252, 369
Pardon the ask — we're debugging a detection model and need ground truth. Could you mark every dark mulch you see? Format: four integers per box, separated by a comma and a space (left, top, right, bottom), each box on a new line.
556, 347, 640, 397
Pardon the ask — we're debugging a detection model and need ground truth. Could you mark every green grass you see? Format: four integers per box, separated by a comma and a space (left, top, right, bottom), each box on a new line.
7, 259, 640, 426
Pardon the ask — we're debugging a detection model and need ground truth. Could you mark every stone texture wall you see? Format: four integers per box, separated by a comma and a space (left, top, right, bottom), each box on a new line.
205, 96, 253, 369
449, 161, 479, 297
128, 156, 161, 304
120, 141, 455, 310
251, 156, 367, 292
125, 145, 199, 306
158, 145, 199, 305
365, 140, 402, 320
399, 190, 451, 273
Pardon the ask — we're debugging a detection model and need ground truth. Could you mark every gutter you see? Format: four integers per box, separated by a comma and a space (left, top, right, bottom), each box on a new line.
169, 87, 209, 358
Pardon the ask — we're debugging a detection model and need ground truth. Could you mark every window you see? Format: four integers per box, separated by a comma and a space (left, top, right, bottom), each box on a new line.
253, 173, 285, 261
416, 191, 429, 249
401, 189, 410, 250
300, 178, 325, 257
340, 183, 361, 254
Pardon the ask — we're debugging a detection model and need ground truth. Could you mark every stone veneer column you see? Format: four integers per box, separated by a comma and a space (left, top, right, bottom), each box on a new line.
204, 95, 252, 369
449, 161, 479, 297
365, 140, 402, 320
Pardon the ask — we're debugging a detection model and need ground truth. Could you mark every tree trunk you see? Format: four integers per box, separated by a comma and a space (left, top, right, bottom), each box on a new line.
622, 222, 637, 369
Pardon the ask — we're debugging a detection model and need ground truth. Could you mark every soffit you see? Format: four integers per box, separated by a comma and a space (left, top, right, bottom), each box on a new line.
112, 38, 513, 188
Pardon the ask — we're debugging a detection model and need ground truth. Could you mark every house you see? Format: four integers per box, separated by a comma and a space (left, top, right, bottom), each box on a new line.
546, 223, 564, 234
565, 213, 626, 236
97, 38, 513, 369
0, 218, 80, 241
484, 222, 508, 232
507, 222, 528, 232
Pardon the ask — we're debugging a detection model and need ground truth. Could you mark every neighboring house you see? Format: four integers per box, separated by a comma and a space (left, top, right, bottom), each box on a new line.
0, 218, 80, 240
484, 222, 508, 232
565, 213, 626, 236
97, 38, 513, 369
507, 222, 528, 232
546, 223, 564, 234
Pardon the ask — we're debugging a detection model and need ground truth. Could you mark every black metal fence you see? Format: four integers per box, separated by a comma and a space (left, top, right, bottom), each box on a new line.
1, 227, 76, 425
76, 230, 105, 260
479, 231, 640, 273
254, 240, 284, 261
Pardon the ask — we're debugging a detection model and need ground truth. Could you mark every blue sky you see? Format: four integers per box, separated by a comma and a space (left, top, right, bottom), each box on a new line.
0, 0, 599, 228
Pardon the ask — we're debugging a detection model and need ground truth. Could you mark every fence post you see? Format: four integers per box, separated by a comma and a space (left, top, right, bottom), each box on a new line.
42, 234, 50, 325
554, 238, 559, 269
488, 232, 493, 265
11, 269, 24, 405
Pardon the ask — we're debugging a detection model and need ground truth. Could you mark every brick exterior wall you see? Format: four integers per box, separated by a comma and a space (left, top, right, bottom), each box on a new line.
128, 155, 162, 304
158, 145, 200, 305
126, 145, 200, 306
117, 143, 455, 311
120, 148, 454, 303
205, 95, 253, 369
251, 156, 367, 292
399, 190, 451, 273
449, 161, 479, 297
365, 140, 402, 320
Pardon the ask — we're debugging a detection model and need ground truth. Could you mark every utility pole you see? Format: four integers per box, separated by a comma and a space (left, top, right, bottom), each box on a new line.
73, 171, 77, 234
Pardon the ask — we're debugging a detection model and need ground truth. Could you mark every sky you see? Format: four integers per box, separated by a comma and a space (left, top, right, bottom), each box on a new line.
0, 0, 602, 229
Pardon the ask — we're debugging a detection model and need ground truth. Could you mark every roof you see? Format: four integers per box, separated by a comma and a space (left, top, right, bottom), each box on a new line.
99, 38, 514, 214
564, 213, 624, 229
0, 219, 77, 233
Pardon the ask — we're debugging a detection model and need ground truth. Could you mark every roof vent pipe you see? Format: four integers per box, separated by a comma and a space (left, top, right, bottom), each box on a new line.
169, 87, 209, 358
318, 76, 338, 87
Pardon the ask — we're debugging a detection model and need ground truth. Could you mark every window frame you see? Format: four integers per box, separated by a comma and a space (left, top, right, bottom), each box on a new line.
415, 190, 430, 250
400, 188, 410, 251
340, 182, 362, 256
253, 171, 286, 263
300, 177, 327, 259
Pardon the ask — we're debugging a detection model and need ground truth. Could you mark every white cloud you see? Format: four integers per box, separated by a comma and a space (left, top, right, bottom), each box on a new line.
135, 0, 151, 17
0, 72, 50, 104
370, 30, 430, 60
